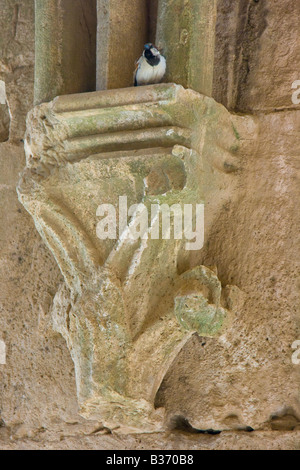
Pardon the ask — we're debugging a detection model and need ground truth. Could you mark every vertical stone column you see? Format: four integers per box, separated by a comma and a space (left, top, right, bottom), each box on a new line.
34, 0, 97, 105
156, 0, 217, 96
97, 0, 148, 90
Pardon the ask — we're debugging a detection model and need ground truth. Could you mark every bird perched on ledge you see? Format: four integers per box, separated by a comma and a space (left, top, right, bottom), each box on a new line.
134, 43, 166, 86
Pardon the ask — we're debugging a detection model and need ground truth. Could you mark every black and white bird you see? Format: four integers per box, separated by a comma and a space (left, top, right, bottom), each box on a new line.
134, 43, 166, 86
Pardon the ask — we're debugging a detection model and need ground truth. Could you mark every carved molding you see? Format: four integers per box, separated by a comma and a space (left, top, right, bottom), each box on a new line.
18, 84, 256, 432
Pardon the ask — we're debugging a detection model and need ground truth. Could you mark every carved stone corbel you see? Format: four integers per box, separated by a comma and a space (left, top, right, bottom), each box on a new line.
18, 83, 256, 432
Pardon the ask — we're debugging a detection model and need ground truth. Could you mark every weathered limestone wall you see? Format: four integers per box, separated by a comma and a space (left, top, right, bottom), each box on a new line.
157, 110, 300, 431
97, 0, 149, 90
0, 0, 299, 449
0, 0, 35, 141
97, 0, 216, 94
156, 0, 217, 96
0, 0, 83, 440
0, 85, 10, 142
213, 0, 300, 112
35, 0, 97, 104
96, 0, 158, 90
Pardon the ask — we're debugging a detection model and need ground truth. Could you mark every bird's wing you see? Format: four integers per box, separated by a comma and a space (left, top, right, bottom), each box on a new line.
133, 56, 142, 86
133, 62, 139, 83
135, 56, 143, 66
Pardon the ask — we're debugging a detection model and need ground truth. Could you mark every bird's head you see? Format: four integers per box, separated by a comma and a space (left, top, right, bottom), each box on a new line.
143, 43, 160, 58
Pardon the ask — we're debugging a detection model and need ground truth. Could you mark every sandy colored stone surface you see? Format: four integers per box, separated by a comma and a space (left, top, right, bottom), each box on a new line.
97, 0, 148, 90
18, 83, 254, 432
35, 0, 97, 104
156, 0, 217, 96
0, 427, 299, 450
0, 0, 35, 141
213, 0, 300, 112
0, 142, 82, 429
0, 104, 9, 142
0, 0, 85, 439
156, 110, 300, 431
0, 0, 299, 450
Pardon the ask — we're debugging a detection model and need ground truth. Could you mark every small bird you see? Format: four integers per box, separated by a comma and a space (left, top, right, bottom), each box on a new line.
134, 43, 166, 86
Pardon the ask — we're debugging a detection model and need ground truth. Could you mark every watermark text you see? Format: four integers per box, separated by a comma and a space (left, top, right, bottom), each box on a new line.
291, 80, 300, 105
96, 196, 204, 251
0, 340, 6, 365
292, 340, 300, 365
